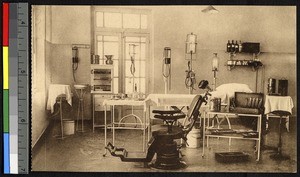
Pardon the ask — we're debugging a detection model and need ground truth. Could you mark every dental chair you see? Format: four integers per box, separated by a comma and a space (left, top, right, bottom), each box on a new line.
105, 80, 211, 169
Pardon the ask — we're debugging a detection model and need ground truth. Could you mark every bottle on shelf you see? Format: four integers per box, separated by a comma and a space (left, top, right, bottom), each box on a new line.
235, 41, 239, 53
227, 40, 231, 53
231, 40, 235, 53
238, 40, 243, 53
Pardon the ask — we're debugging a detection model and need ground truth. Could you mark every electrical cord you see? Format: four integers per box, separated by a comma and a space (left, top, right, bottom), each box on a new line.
130, 57, 136, 76
72, 63, 78, 83
185, 61, 196, 90
185, 71, 196, 89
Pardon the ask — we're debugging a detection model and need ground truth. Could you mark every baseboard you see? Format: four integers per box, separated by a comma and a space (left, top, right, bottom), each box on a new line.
31, 121, 52, 158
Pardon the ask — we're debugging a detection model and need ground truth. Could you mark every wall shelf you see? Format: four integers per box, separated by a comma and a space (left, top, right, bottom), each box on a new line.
226, 52, 262, 71
226, 60, 263, 71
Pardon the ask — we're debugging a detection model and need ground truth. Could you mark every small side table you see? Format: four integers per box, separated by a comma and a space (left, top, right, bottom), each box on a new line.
264, 95, 294, 161
74, 84, 88, 132
264, 95, 294, 132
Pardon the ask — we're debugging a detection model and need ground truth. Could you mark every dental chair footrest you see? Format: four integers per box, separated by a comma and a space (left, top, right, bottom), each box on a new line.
122, 152, 148, 162
106, 142, 148, 162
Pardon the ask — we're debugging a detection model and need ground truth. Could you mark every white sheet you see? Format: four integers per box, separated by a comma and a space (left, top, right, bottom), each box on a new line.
46, 84, 72, 113
211, 83, 253, 103
264, 95, 294, 114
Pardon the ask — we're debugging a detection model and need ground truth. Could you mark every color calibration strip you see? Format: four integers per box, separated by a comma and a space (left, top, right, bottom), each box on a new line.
2, 2, 29, 174
3, 2, 10, 174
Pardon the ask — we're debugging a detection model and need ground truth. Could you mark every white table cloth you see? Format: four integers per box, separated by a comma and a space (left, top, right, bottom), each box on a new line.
46, 84, 72, 113
264, 95, 294, 114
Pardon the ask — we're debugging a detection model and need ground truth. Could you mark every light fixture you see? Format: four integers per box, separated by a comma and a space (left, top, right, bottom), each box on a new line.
162, 47, 171, 94
185, 33, 197, 94
202, 5, 219, 14
212, 53, 219, 71
185, 33, 197, 54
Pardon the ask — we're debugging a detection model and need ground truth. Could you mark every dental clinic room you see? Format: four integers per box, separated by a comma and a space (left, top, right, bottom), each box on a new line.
31, 5, 297, 173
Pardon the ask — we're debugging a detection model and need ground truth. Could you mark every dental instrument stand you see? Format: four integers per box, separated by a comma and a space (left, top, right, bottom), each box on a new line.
75, 86, 87, 132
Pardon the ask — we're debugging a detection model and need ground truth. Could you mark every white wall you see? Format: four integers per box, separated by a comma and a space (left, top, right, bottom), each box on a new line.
151, 6, 297, 114
31, 6, 52, 147
50, 6, 92, 118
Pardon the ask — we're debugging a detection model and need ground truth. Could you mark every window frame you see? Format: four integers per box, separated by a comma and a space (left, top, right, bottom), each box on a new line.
91, 7, 151, 94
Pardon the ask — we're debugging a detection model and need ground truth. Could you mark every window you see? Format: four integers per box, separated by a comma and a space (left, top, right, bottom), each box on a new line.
93, 7, 150, 94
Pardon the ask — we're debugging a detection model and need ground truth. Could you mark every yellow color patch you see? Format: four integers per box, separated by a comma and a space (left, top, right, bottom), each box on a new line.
3, 47, 9, 89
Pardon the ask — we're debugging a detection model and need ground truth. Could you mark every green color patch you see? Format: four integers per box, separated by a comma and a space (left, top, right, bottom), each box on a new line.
3, 90, 9, 133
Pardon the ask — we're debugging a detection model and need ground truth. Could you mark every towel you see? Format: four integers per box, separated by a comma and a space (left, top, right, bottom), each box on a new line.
46, 84, 72, 113
264, 95, 294, 114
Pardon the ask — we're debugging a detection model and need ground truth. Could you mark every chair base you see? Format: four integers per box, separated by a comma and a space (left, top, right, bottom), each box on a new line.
270, 153, 290, 161
149, 160, 187, 170
149, 141, 187, 170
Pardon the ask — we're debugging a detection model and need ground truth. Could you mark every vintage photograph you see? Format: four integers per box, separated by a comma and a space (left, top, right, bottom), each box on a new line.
31, 5, 296, 172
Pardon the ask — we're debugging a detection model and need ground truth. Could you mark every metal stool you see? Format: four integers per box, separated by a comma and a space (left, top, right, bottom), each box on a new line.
269, 110, 290, 161
74, 85, 88, 132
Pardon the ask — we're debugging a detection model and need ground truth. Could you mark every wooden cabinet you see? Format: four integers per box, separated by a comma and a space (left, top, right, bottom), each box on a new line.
91, 65, 114, 132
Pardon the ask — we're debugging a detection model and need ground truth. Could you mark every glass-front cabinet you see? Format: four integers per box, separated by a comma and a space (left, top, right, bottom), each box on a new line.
91, 65, 113, 93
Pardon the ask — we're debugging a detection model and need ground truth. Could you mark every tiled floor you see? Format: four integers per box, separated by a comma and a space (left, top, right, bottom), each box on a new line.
32, 119, 297, 173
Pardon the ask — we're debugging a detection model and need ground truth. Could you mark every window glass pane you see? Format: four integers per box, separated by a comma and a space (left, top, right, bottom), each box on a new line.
140, 43, 146, 60
125, 43, 130, 60
134, 61, 141, 77
97, 35, 103, 41
113, 60, 118, 77
96, 42, 103, 58
135, 45, 141, 60
123, 14, 140, 29
125, 61, 133, 77
96, 12, 103, 27
141, 15, 147, 29
125, 77, 133, 94
140, 61, 145, 77
104, 36, 119, 42
113, 78, 119, 94
134, 79, 140, 92
125, 78, 144, 94
104, 42, 119, 59
104, 12, 122, 28
140, 78, 146, 93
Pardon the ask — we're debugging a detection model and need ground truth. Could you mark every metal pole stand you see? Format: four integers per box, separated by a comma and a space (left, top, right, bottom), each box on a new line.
75, 87, 87, 132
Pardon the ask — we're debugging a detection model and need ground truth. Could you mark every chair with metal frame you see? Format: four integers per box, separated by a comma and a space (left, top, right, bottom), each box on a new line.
105, 80, 211, 169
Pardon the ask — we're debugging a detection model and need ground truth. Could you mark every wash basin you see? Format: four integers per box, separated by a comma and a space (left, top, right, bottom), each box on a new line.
74, 84, 88, 90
